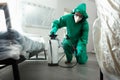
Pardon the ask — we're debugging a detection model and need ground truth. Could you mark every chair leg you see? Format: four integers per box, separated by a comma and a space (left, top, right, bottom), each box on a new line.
36, 54, 38, 59
100, 69, 103, 80
12, 61, 20, 80
44, 50, 47, 60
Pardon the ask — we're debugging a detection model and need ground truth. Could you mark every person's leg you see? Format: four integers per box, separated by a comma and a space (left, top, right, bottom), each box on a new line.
76, 43, 88, 64
62, 39, 74, 63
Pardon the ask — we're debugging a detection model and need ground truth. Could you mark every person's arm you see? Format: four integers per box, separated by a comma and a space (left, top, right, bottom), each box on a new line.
78, 20, 89, 45
50, 16, 66, 35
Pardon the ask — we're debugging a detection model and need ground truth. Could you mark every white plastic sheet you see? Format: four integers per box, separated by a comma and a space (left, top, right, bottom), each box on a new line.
0, 30, 45, 60
93, 0, 120, 80
0, 40, 22, 60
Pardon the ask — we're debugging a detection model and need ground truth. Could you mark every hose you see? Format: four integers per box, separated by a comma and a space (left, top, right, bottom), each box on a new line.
50, 35, 78, 68
58, 54, 78, 68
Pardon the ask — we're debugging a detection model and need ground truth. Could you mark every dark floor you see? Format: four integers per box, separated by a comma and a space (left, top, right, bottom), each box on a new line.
0, 53, 101, 80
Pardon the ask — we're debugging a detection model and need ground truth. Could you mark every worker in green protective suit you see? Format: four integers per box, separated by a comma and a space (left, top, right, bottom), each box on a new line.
50, 3, 89, 64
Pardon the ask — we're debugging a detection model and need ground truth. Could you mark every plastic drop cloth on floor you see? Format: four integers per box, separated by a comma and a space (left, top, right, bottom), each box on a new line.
0, 29, 45, 60
93, 0, 120, 80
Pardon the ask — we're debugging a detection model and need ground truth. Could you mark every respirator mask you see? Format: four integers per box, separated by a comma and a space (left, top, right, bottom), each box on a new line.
74, 15, 82, 23
74, 14, 82, 23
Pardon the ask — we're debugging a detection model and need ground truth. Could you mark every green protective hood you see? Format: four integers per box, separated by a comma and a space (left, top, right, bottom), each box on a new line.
72, 3, 88, 19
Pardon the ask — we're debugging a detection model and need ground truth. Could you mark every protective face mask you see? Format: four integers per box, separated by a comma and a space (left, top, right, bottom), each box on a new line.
74, 15, 82, 23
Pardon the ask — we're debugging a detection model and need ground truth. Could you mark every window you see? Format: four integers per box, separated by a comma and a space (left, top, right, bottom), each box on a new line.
0, 10, 7, 32
22, 2, 56, 29
0, 3, 11, 32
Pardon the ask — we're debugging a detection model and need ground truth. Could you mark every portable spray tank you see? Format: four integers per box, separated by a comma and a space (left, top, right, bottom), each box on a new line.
47, 34, 59, 66
47, 34, 78, 68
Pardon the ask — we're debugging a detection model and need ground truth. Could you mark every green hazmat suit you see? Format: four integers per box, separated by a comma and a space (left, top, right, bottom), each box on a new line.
50, 3, 89, 64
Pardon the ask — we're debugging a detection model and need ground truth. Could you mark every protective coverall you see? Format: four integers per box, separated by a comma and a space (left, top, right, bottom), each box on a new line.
50, 3, 89, 64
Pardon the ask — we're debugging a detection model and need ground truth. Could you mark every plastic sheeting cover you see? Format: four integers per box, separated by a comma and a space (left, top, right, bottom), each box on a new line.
0, 30, 45, 60
93, 0, 120, 80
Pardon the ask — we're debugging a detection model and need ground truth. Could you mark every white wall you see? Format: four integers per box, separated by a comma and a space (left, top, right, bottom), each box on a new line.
0, 0, 24, 34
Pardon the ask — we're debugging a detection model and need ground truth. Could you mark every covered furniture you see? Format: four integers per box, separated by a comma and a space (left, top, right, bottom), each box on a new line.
0, 2, 46, 80
93, 0, 120, 80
